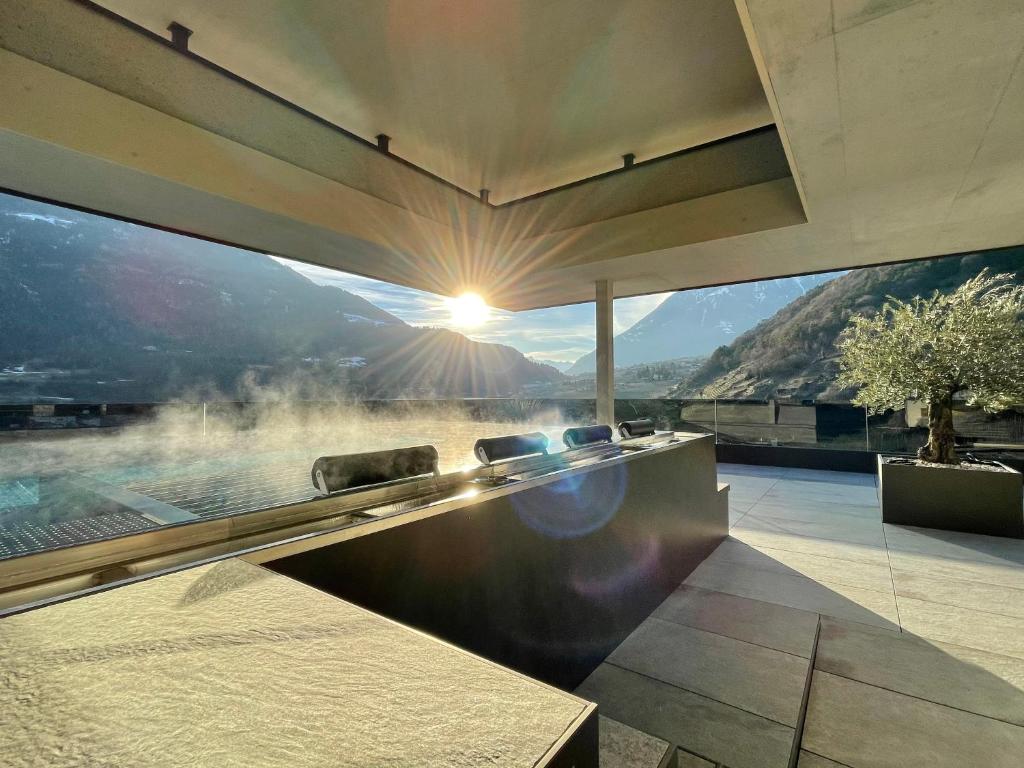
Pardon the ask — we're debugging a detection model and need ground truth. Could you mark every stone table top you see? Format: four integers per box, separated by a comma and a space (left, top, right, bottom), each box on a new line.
0, 559, 590, 767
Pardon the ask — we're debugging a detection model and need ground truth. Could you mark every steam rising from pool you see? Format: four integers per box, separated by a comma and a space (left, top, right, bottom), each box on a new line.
0, 378, 581, 505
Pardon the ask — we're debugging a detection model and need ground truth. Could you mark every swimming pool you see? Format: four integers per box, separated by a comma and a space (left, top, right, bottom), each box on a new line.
0, 418, 572, 559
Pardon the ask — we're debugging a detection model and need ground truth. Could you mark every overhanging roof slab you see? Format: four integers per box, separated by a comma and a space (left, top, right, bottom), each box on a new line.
3, 0, 1023, 311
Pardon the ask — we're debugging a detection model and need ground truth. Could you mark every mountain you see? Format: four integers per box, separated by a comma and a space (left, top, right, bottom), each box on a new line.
0, 195, 562, 403
567, 274, 839, 374
673, 248, 1024, 401
530, 358, 575, 372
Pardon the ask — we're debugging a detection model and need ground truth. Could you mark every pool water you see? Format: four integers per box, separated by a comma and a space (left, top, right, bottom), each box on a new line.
0, 419, 572, 560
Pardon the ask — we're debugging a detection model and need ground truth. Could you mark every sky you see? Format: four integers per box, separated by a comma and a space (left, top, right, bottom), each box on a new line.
0, 188, 662, 367
277, 257, 670, 365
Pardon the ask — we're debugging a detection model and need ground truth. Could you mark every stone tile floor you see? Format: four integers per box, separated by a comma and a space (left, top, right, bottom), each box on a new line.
577, 463, 1024, 768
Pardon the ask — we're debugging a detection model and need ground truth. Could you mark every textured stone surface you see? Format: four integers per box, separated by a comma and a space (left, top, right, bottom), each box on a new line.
729, 524, 891, 566
887, 548, 1024, 591
576, 663, 793, 768
734, 510, 885, 548
803, 671, 1024, 768
629, 466, 1024, 768
608, 616, 808, 726
0, 559, 587, 767
883, 525, 1024, 567
895, 594, 1024, 660
652, 583, 818, 657
796, 750, 847, 768
705, 466, 1024, 765
598, 716, 670, 768
816, 617, 1024, 726
702, 538, 893, 594
676, 748, 715, 767
890, 567, 1024, 619
684, 557, 899, 629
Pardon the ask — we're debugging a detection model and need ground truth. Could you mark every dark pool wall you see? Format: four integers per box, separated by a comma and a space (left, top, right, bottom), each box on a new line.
269, 436, 726, 689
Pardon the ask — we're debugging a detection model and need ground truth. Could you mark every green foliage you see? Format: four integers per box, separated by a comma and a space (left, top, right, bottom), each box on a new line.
838, 270, 1024, 413
677, 248, 1024, 400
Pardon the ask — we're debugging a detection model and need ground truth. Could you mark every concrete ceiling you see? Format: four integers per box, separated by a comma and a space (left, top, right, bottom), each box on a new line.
1, 0, 1022, 310
504, 0, 1024, 308
93, 0, 773, 203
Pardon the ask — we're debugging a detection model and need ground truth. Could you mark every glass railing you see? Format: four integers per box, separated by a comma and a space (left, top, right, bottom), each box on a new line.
3, 397, 1023, 566
616, 397, 1024, 456
0, 399, 589, 564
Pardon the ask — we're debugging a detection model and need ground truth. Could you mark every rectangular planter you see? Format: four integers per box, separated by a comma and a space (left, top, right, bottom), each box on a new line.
878, 455, 1024, 538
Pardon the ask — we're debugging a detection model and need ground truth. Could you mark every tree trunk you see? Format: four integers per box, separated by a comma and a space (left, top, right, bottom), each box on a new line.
918, 395, 957, 464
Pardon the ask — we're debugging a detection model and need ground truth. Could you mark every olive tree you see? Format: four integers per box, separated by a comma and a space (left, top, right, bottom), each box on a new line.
838, 270, 1024, 465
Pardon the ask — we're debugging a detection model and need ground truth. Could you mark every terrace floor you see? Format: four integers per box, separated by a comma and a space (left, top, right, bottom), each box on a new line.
576, 463, 1024, 768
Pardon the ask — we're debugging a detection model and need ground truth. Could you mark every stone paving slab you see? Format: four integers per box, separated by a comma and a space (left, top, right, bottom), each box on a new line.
598, 716, 671, 768
731, 527, 891, 566
882, 525, 1024, 567
896, 594, 1024, 660
583, 465, 1024, 768
717, 463, 786, 478
608, 616, 809, 726
887, 548, 1024, 590
802, 671, 1024, 768
735, 512, 886, 548
705, 538, 894, 594
890, 566, 1024, 619
676, 748, 715, 767
761, 482, 879, 508
576, 663, 794, 768
796, 751, 848, 768
685, 557, 900, 629
750, 496, 881, 520
653, 584, 818, 658
816, 617, 1024, 726
761, 469, 876, 486
730, 508, 751, 526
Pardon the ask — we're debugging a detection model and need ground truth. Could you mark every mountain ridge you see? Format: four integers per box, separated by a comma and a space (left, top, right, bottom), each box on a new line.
672, 248, 1024, 400
568, 273, 839, 374
0, 195, 562, 403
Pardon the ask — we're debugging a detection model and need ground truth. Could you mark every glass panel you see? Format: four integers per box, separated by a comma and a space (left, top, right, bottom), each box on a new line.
688, 399, 869, 450
0, 400, 589, 560
867, 403, 1024, 466
4, 185, 1023, 564
1, 191, 591, 561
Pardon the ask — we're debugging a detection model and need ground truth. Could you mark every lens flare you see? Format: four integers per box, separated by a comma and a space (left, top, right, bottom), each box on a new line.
446, 292, 491, 328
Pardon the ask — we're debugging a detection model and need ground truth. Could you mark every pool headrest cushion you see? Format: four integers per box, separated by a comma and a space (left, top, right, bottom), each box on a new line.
312, 445, 438, 494
618, 419, 656, 439
474, 432, 549, 465
563, 424, 613, 449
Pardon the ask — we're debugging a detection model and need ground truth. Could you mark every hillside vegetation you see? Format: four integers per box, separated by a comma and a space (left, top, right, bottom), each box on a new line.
672, 248, 1024, 401
569, 273, 835, 373
0, 196, 561, 403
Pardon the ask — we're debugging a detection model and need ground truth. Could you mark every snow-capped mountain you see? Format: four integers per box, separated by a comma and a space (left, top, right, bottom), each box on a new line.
567, 274, 841, 374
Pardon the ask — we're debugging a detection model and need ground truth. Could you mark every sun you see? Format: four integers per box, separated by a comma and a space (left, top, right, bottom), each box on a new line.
446, 292, 491, 328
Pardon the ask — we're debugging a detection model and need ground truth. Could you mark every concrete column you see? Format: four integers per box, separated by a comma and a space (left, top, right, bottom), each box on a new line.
595, 279, 615, 427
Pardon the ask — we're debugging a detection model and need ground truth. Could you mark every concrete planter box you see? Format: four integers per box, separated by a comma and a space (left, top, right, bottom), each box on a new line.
878, 455, 1024, 538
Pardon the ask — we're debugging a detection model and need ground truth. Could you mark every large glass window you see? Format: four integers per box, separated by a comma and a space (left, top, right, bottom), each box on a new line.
4, 187, 1023, 564
0, 192, 582, 561
587, 247, 1024, 455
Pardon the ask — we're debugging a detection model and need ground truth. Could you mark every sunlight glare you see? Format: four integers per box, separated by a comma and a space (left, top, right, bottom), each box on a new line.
446, 292, 491, 328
